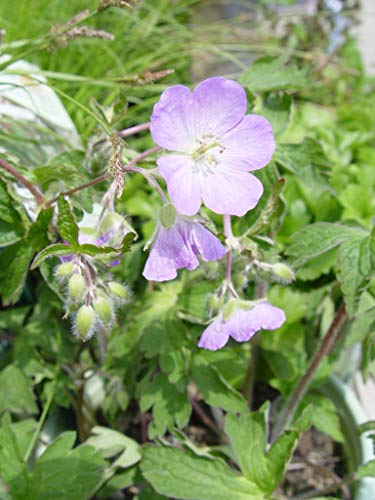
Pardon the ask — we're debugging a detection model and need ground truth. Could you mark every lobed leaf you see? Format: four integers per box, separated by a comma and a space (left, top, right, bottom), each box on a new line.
57, 196, 79, 246
286, 222, 364, 267
240, 57, 309, 92
141, 445, 263, 500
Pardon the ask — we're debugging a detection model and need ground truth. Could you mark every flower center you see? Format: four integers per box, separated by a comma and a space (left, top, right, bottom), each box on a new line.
191, 135, 225, 174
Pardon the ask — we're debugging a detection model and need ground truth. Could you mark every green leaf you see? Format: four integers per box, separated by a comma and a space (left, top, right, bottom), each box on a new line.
0, 179, 26, 246
239, 57, 309, 92
0, 364, 38, 415
286, 222, 364, 267
141, 445, 264, 500
225, 410, 299, 495
259, 93, 292, 138
30, 243, 74, 269
78, 243, 120, 256
140, 320, 188, 385
97, 466, 138, 498
356, 460, 375, 479
29, 432, 106, 500
275, 138, 331, 189
0, 242, 34, 305
0, 419, 37, 459
139, 373, 191, 439
57, 196, 79, 246
190, 354, 247, 413
299, 394, 343, 442
0, 414, 29, 498
86, 426, 141, 469
0, 207, 53, 305
337, 236, 375, 318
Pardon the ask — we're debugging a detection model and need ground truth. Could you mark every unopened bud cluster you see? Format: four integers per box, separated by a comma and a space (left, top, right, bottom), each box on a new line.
55, 259, 130, 341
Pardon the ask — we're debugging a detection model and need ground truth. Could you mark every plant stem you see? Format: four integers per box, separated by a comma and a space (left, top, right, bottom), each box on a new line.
223, 214, 233, 284
24, 329, 62, 462
118, 122, 150, 138
46, 174, 107, 206
271, 302, 347, 442
123, 146, 161, 171
46, 146, 161, 206
0, 156, 45, 205
241, 281, 268, 408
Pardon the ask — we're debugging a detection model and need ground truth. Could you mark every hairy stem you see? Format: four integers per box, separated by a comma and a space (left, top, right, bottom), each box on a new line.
271, 302, 347, 441
122, 145, 161, 171
118, 122, 150, 138
46, 146, 161, 206
223, 214, 233, 284
46, 174, 107, 207
0, 157, 45, 205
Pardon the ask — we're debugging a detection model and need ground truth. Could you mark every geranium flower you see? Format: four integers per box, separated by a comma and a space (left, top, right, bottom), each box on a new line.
198, 300, 285, 351
143, 207, 226, 282
150, 77, 275, 216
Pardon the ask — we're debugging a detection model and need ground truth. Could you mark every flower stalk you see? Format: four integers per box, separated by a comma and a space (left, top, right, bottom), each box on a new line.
0, 156, 45, 205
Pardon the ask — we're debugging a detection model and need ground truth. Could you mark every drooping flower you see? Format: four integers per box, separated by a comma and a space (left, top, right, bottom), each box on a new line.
143, 204, 226, 282
150, 77, 275, 217
198, 300, 285, 351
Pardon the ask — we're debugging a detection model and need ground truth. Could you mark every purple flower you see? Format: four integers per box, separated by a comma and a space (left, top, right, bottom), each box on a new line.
150, 77, 275, 217
198, 301, 285, 351
143, 213, 226, 282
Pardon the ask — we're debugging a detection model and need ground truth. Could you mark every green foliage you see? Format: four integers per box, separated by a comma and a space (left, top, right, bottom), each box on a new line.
337, 236, 375, 318
0, 365, 38, 416
0, 207, 53, 305
57, 196, 79, 247
356, 460, 375, 479
0, 179, 26, 246
240, 57, 309, 93
225, 408, 299, 495
190, 354, 247, 413
141, 445, 264, 500
140, 373, 191, 438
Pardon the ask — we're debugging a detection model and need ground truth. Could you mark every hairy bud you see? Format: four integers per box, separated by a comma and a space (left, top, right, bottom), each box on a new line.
68, 273, 86, 302
55, 262, 75, 279
93, 296, 113, 325
107, 281, 129, 301
75, 305, 96, 340
272, 263, 295, 282
207, 293, 224, 315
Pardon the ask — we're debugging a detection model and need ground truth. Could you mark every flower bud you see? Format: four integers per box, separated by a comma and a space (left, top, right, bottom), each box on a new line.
222, 299, 237, 321
207, 293, 224, 315
233, 273, 248, 290
272, 263, 295, 282
107, 281, 129, 301
75, 305, 96, 340
68, 273, 86, 302
55, 262, 75, 278
93, 296, 113, 325
222, 299, 250, 321
159, 204, 176, 229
